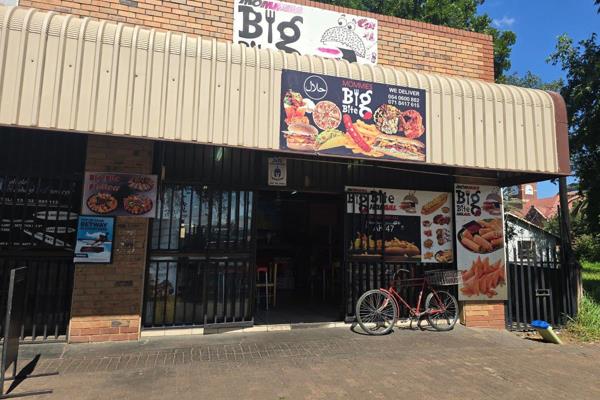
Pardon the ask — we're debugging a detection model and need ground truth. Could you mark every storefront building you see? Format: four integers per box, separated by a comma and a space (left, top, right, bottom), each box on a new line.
0, 2, 569, 343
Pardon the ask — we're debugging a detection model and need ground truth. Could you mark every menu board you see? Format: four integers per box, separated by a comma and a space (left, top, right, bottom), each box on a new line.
82, 172, 158, 218
234, 0, 378, 65
74, 216, 115, 264
454, 184, 507, 301
346, 187, 453, 263
280, 70, 427, 163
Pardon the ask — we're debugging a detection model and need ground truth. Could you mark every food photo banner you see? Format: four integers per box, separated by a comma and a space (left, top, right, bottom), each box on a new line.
73, 216, 115, 264
82, 172, 158, 218
346, 187, 452, 264
454, 184, 507, 301
280, 70, 427, 163
234, 0, 378, 64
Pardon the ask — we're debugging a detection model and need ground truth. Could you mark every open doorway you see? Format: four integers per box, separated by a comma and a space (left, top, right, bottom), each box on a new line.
254, 191, 343, 325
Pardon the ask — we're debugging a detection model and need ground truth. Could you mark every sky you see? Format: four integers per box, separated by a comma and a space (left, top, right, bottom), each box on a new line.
479, 0, 598, 198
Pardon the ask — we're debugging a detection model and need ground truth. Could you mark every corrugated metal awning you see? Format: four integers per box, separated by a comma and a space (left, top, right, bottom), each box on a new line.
0, 6, 569, 176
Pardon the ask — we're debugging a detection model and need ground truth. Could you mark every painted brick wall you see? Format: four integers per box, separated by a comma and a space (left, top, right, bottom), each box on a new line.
18, 0, 494, 81
461, 301, 506, 329
68, 135, 153, 343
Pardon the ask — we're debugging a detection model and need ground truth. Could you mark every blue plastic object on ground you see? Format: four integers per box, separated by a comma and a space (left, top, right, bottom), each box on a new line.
531, 320, 562, 344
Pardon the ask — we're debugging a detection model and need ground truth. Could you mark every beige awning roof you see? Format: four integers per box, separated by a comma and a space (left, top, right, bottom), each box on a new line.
0, 6, 569, 176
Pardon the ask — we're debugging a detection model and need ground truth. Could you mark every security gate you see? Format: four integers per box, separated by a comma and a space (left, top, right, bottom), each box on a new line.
143, 184, 256, 329
505, 247, 576, 330
0, 127, 85, 341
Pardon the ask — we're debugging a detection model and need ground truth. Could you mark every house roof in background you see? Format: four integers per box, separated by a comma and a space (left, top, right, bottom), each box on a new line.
506, 212, 560, 239
511, 191, 581, 221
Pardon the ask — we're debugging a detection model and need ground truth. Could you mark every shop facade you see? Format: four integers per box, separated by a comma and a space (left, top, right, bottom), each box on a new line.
0, 2, 570, 343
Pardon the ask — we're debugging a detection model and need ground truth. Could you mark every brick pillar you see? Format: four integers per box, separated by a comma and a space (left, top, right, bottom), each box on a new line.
461, 301, 506, 329
68, 135, 153, 343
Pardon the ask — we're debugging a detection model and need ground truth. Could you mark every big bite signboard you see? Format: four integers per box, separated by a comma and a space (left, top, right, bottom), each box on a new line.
454, 184, 507, 301
346, 187, 453, 264
234, 0, 378, 64
280, 69, 427, 163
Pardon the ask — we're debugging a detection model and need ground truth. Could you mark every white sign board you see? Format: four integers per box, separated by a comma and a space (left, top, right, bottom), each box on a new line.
268, 157, 287, 186
454, 184, 507, 301
346, 187, 453, 263
233, 0, 378, 65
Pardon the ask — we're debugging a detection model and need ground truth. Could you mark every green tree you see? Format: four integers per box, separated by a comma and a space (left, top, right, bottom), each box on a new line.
549, 34, 600, 234
502, 71, 563, 91
315, 0, 516, 81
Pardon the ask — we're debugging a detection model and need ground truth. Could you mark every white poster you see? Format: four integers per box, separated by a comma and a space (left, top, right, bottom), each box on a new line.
268, 157, 287, 186
233, 0, 378, 65
454, 184, 507, 301
346, 187, 453, 263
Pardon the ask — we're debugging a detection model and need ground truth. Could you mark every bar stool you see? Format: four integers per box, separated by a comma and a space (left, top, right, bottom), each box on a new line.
256, 263, 277, 310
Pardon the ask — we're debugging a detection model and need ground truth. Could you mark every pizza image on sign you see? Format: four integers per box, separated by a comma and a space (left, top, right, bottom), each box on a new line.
82, 172, 158, 218
313, 101, 342, 130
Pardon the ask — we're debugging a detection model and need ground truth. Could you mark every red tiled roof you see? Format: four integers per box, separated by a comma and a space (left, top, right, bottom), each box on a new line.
511, 191, 581, 221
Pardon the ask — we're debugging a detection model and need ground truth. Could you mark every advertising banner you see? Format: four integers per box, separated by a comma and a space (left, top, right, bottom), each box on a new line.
346, 187, 453, 263
74, 216, 115, 264
233, 0, 378, 65
454, 184, 507, 301
82, 172, 158, 218
0, 177, 79, 249
280, 69, 427, 163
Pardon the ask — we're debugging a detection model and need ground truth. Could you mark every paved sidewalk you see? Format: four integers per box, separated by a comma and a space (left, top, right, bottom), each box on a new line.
5, 325, 600, 399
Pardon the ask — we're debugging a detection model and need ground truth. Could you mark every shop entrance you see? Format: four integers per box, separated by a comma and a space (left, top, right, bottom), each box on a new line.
255, 191, 343, 325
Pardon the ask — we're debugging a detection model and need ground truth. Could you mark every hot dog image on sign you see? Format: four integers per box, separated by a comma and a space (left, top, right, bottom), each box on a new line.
234, 0, 378, 64
454, 184, 507, 301
280, 70, 427, 163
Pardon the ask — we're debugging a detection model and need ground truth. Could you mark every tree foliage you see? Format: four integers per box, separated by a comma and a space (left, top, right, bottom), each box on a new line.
501, 71, 563, 92
549, 33, 600, 234
315, 0, 515, 81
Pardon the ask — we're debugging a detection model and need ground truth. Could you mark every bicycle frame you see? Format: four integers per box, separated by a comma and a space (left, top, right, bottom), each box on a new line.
380, 274, 449, 318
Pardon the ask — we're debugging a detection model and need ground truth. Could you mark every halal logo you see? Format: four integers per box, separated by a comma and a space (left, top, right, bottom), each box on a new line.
303, 75, 328, 100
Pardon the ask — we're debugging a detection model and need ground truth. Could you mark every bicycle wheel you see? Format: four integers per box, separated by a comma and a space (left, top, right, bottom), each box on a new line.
356, 289, 398, 335
425, 290, 458, 331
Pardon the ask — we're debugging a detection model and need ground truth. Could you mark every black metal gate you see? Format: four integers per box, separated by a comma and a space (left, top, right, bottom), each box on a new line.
0, 127, 85, 342
505, 247, 576, 330
142, 184, 255, 329
0, 256, 74, 341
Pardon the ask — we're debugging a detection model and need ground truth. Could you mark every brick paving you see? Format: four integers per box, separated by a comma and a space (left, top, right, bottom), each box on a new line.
5, 325, 600, 399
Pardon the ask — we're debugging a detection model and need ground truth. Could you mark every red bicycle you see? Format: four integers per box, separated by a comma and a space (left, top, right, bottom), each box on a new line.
356, 269, 459, 335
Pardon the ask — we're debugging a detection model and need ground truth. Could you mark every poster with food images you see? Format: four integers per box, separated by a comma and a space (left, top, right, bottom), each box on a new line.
346, 187, 452, 263
280, 70, 427, 163
454, 184, 507, 301
234, 0, 378, 65
82, 172, 158, 218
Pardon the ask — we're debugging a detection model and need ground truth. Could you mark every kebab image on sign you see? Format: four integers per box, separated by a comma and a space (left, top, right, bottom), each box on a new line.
280, 71, 427, 162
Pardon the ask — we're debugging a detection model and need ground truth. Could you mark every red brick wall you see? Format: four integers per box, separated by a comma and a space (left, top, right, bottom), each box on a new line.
18, 0, 494, 81
68, 136, 153, 343
461, 302, 505, 329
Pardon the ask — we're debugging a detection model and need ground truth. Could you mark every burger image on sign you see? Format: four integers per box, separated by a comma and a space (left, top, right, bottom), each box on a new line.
283, 123, 319, 152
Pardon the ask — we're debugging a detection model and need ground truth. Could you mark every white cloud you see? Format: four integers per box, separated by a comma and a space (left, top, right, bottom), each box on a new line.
492, 16, 515, 28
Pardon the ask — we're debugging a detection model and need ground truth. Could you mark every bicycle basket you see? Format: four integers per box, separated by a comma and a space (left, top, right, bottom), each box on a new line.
425, 270, 461, 286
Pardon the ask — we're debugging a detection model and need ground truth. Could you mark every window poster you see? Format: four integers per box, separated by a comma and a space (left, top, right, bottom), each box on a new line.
280, 70, 427, 163
454, 184, 507, 301
82, 172, 158, 218
74, 216, 115, 264
234, 0, 378, 64
346, 187, 453, 264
